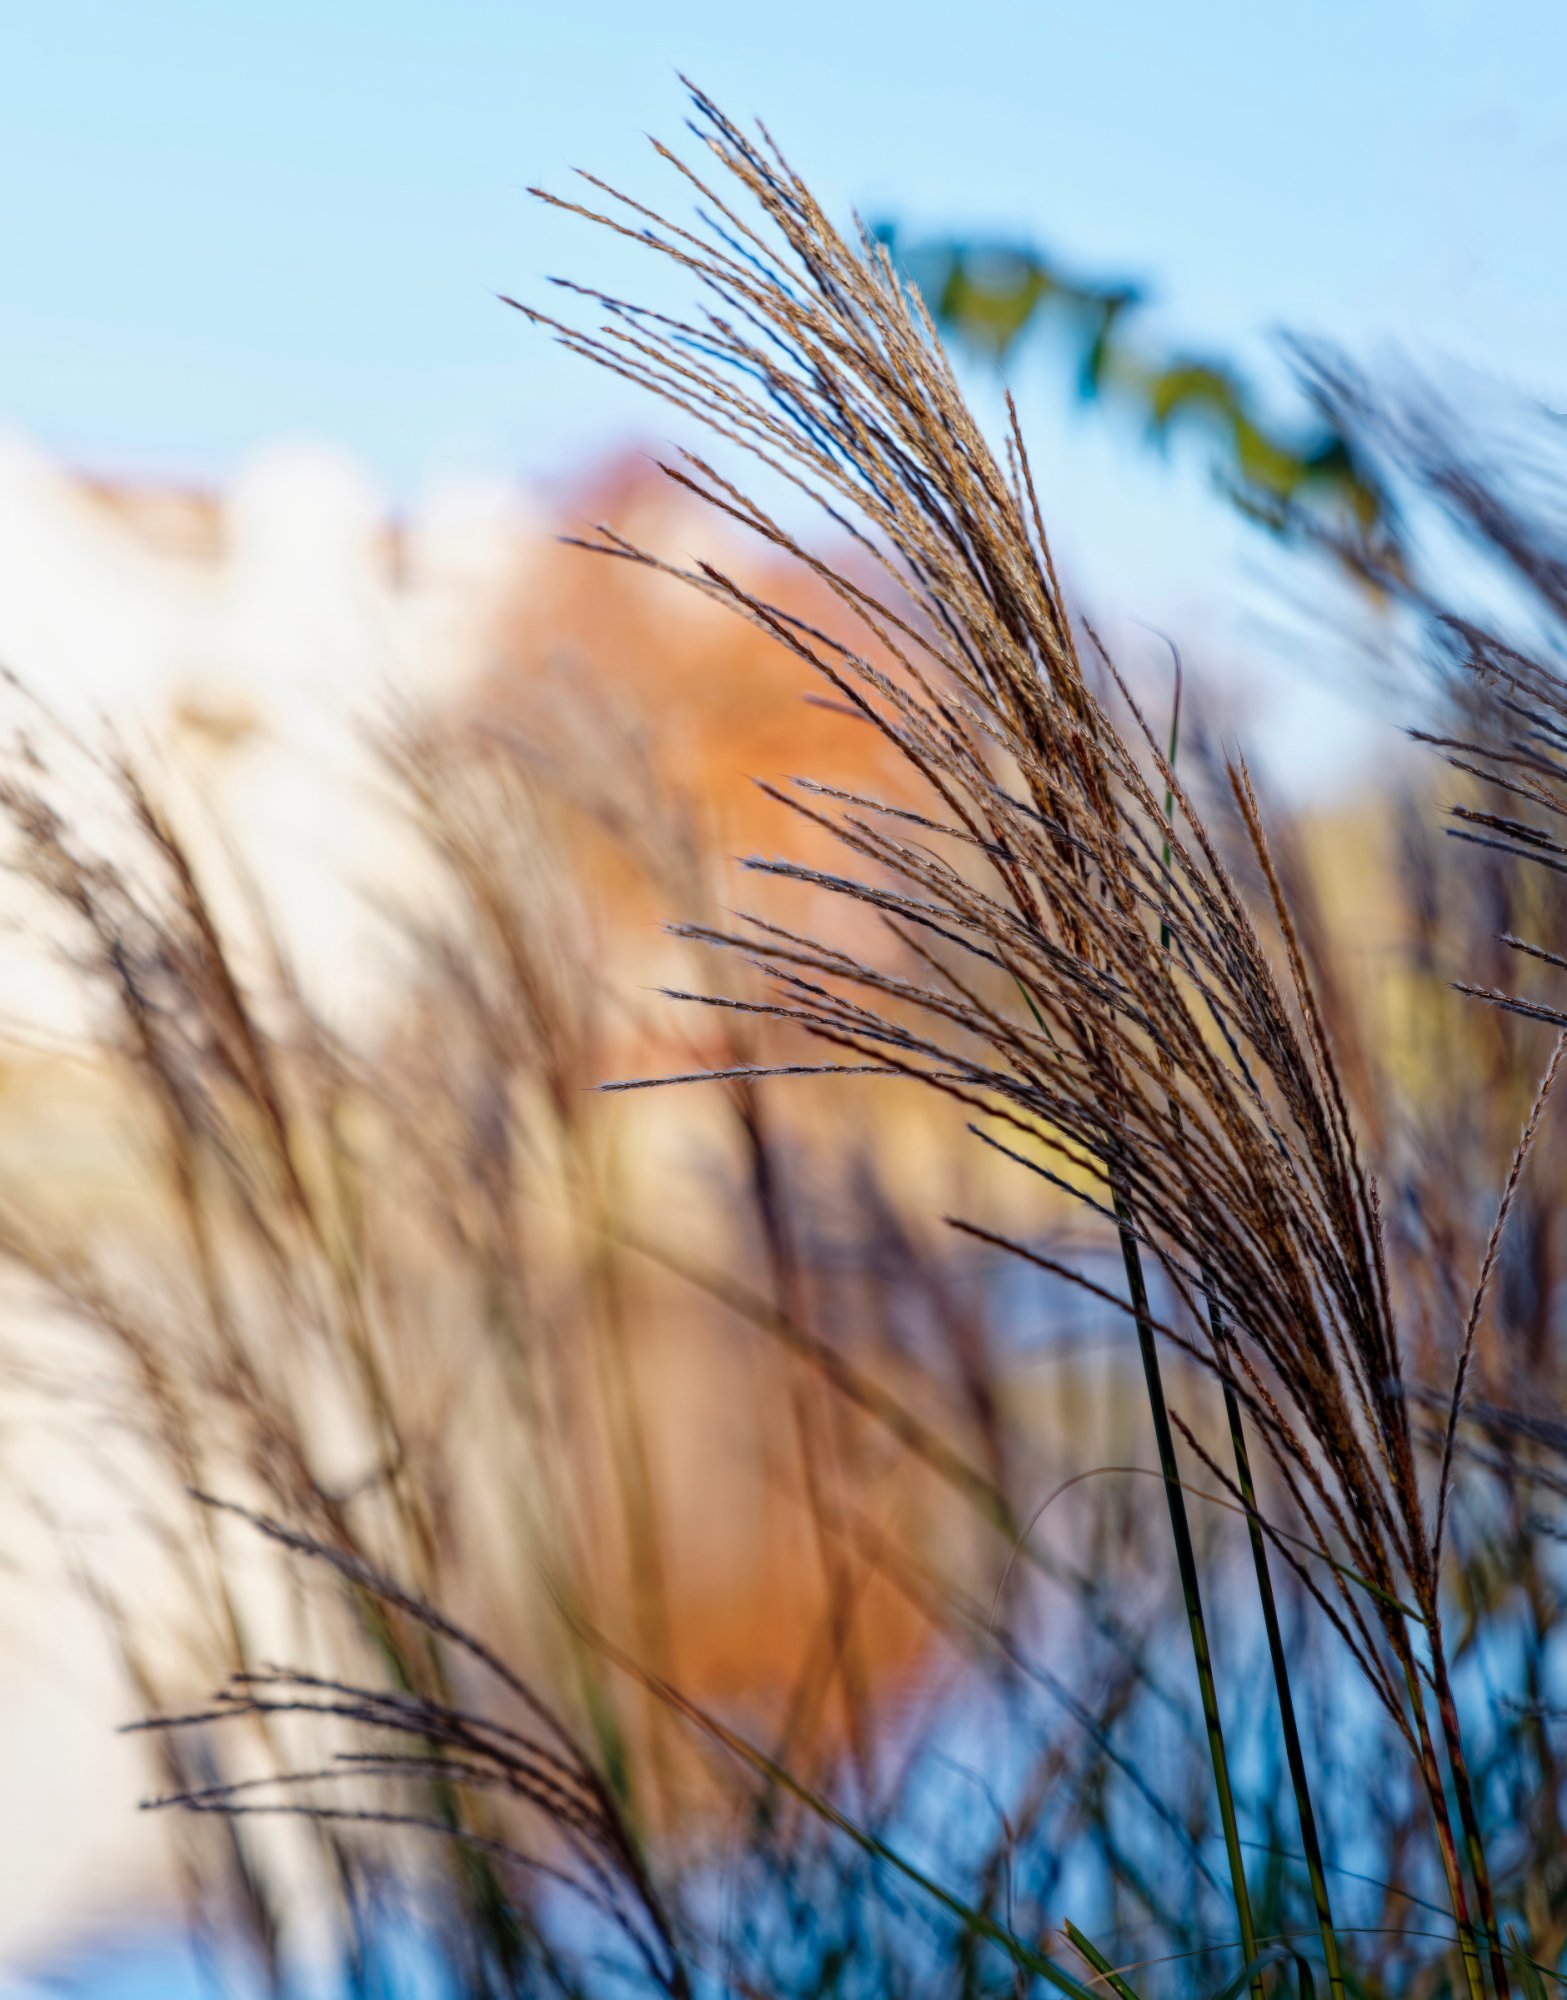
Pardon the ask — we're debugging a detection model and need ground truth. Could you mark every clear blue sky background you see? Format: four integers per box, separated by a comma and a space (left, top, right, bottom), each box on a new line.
4, 0, 1565, 783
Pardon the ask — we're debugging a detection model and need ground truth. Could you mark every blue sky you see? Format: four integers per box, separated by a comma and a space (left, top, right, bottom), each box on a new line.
4, 0, 1566, 784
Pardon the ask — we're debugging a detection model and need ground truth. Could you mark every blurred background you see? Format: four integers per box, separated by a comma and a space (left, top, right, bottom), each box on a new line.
2, 3, 1567, 1993
7, 0, 1567, 791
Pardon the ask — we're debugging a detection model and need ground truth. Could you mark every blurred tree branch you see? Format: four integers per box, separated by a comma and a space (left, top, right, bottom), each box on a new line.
879, 221, 1403, 580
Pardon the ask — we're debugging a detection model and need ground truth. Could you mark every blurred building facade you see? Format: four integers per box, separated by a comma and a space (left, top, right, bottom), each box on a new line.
0, 429, 544, 1029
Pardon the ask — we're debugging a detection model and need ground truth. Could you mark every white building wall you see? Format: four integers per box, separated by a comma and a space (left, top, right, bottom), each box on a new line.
0, 431, 541, 1036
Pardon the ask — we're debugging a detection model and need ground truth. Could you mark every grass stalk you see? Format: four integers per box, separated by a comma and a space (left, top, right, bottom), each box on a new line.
1009, 719, 1262, 1987
1428, 1620, 1511, 2000
1064, 1917, 1142, 2000
1215, 1317, 1346, 2000
1112, 1191, 1262, 1999
1150, 640, 1345, 1999
1404, 1656, 1488, 2000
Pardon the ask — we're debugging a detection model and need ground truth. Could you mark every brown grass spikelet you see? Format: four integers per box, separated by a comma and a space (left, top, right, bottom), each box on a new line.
523, 81, 1436, 1705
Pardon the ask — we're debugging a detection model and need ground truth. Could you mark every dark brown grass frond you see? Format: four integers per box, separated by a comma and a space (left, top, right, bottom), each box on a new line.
1433, 1028, 1567, 1571
526, 88, 1438, 1714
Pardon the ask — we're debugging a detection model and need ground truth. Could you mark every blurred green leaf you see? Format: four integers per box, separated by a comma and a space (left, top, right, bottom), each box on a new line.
885, 221, 1400, 580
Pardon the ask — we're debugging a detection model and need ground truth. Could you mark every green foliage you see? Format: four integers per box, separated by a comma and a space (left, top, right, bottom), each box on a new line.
878, 222, 1397, 566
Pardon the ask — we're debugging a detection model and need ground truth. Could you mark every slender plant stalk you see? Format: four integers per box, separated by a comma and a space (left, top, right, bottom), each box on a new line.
1422, 1028, 1567, 2000
1064, 1918, 1142, 2000
1429, 1619, 1511, 2000
1007, 714, 1262, 1982
1215, 1320, 1346, 2000
1112, 1194, 1262, 1999
1010, 946, 1260, 1986
1404, 1655, 1488, 2000
1150, 639, 1345, 2000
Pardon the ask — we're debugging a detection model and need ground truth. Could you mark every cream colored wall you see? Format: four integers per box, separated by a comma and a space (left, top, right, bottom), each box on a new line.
0, 431, 543, 1040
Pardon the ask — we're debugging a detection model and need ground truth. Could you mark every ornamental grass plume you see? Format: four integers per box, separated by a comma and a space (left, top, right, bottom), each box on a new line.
514, 83, 1533, 1996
